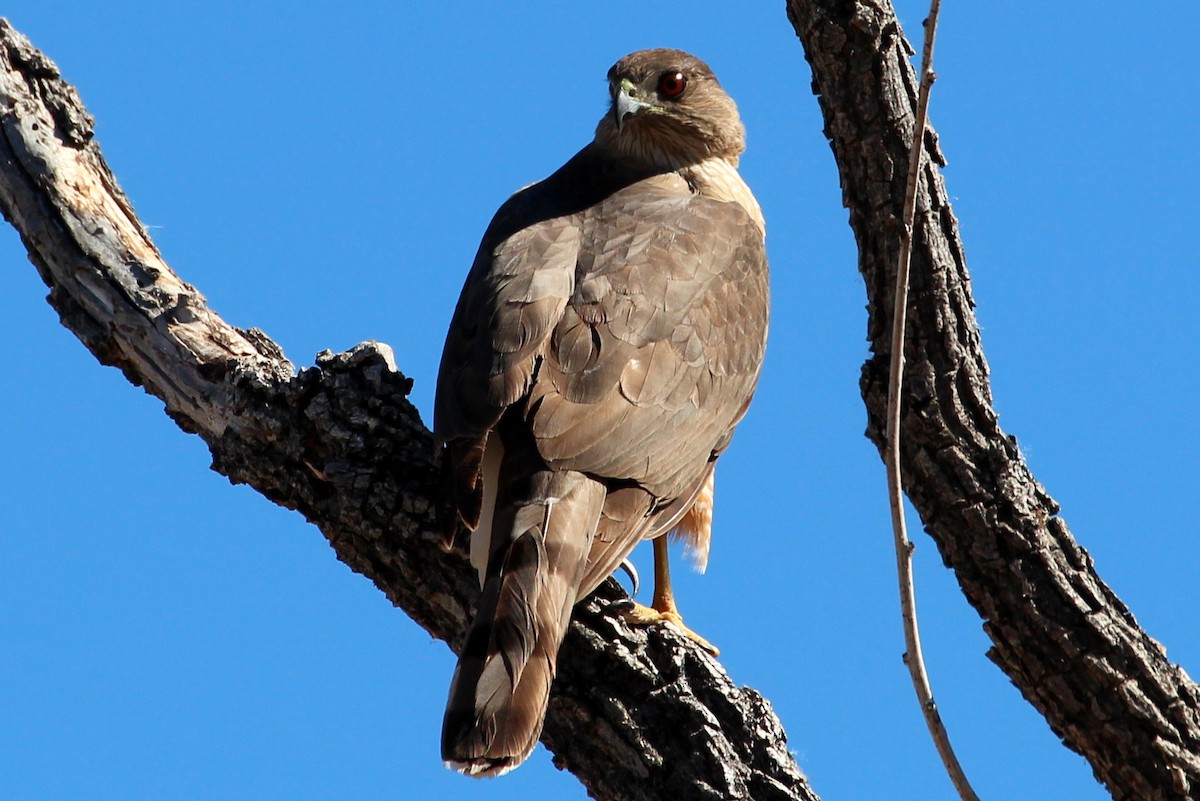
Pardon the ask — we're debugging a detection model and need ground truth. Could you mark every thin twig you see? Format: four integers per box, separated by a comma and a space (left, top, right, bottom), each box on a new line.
886, 2, 979, 801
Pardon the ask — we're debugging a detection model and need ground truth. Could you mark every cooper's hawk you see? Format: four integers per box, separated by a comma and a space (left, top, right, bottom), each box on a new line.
435, 48, 768, 777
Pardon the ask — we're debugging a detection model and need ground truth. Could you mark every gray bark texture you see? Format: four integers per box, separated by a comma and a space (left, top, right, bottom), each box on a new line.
3, 1, 1198, 799
784, 2, 1200, 800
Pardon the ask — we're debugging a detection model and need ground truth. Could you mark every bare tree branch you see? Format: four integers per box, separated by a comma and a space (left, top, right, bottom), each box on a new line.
0, 19, 816, 801
786, 2, 1200, 799
884, 3, 980, 800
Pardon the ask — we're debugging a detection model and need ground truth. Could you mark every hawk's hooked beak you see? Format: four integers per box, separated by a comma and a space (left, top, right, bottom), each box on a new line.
613, 79, 650, 131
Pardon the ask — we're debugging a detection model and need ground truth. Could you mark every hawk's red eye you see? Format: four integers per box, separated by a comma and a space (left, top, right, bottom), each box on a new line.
657, 71, 687, 98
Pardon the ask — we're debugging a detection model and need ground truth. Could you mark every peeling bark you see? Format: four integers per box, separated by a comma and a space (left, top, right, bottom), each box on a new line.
0, 20, 816, 801
785, 2, 1200, 800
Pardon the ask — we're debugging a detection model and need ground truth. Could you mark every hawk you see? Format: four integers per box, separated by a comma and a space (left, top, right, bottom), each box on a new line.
434, 48, 768, 777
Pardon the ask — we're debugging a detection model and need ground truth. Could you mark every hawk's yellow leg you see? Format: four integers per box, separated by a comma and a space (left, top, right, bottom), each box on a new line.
621, 535, 719, 656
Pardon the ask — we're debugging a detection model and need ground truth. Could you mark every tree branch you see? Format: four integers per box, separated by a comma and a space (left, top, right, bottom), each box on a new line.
884, 3, 980, 800
786, 2, 1200, 799
0, 20, 816, 801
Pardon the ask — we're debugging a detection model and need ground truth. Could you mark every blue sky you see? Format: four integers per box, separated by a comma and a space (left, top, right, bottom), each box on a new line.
1, 3, 1196, 800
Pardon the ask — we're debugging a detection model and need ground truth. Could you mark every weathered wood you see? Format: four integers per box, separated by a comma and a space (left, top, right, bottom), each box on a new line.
0, 20, 816, 801
785, 2, 1200, 799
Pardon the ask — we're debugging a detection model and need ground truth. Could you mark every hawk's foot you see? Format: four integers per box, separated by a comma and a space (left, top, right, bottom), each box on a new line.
619, 601, 720, 657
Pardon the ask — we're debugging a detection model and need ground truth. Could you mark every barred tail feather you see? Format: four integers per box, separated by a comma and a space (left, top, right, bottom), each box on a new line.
441, 469, 605, 777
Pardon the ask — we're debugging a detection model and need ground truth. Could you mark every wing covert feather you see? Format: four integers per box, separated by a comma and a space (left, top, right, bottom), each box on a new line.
435, 199, 581, 442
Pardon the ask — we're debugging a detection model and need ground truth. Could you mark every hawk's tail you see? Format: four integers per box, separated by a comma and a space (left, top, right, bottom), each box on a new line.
441, 469, 605, 778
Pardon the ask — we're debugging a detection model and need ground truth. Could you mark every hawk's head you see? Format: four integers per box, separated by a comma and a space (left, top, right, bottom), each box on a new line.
595, 48, 746, 169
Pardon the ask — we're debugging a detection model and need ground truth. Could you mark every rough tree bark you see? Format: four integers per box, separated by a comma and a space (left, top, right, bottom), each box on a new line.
3, 4, 1197, 801
785, 2, 1200, 800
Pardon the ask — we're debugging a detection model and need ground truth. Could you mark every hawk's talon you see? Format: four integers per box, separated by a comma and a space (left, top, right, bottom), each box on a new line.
617, 558, 641, 596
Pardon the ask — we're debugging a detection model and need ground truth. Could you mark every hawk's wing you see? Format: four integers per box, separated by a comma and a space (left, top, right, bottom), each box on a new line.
436, 163, 767, 593
527, 176, 767, 500
530, 175, 766, 595
435, 193, 581, 444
